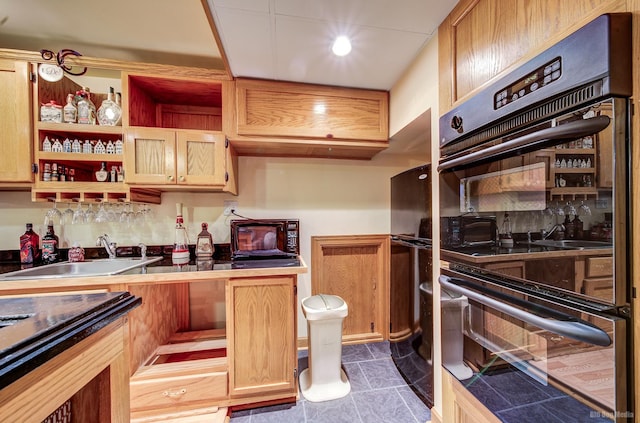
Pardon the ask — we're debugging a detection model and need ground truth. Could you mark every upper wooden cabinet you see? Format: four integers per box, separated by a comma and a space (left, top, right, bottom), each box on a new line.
0, 59, 33, 186
232, 78, 389, 160
122, 72, 237, 194
438, 0, 626, 112
124, 128, 234, 192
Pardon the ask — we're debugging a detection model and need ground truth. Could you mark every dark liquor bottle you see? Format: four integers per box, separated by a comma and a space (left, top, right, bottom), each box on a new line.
42, 224, 59, 263
19, 223, 40, 264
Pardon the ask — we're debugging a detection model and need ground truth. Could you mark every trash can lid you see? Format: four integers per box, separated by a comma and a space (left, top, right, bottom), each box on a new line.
302, 294, 348, 320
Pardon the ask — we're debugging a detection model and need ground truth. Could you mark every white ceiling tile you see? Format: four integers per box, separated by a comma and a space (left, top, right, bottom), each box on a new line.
213, 8, 276, 79
274, 0, 436, 34
274, 15, 429, 89
208, 0, 271, 13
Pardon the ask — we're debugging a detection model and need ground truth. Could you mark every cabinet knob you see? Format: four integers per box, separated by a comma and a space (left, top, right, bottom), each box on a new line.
179, 176, 185, 182
167, 175, 174, 181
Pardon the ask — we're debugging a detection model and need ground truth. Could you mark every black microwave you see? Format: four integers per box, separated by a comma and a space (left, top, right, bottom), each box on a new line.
230, 219, 300, 257
440, 216, 497, 248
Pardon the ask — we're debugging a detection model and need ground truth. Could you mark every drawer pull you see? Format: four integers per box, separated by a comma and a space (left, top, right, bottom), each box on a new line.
550, 336, 563, 342
163, 388, 187, 398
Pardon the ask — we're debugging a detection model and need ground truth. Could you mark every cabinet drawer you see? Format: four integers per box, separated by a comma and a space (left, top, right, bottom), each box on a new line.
130, 358, 227, 411
586, 257, 613, 277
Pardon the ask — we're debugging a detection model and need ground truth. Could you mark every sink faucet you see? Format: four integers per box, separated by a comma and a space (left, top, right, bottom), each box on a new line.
541, 224, 565, 240
96, 234, 117, 259
138, 243, 147, 259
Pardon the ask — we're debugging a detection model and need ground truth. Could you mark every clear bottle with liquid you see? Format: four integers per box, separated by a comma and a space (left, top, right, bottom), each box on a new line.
76, 87, 96, 125
172, 203, 190, 266
97, 87, 122, 126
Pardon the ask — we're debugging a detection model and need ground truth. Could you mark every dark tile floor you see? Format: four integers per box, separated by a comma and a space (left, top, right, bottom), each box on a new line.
462, 365, 614, 423
230, 341, 432, 423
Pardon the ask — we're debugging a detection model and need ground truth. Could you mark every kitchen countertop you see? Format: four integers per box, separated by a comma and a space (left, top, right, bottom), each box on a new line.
0, 291, 140, 390
0, 257, 307, 296
441, 243, 612, 264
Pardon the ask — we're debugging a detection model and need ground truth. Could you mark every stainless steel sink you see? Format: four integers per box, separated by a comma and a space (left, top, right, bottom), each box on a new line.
0, 257, 163, 281
526, 240, 613, 250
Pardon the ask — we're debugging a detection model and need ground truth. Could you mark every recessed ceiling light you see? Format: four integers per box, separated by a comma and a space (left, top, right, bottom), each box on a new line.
332, 36, 352, 57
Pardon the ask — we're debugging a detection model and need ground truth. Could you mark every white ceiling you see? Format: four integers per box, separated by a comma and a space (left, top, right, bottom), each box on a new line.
206, 0, 458, 90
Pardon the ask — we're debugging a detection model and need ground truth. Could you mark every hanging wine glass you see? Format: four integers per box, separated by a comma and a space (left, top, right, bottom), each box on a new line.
44, 200, 62, 226
85, 203, 96, 224
72, 202, 86, 225
554, 201, 565, 216
577, 200, 592, 216
95, 202, 108, 223
61, 202, 75, 225
563, 201, 577, 216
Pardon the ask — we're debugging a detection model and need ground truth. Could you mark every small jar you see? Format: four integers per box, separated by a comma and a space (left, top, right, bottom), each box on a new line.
40, 100, 63, 123
68, 243, 85, 262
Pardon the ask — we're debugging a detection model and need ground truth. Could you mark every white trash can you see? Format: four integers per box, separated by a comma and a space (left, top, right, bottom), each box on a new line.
299, 294, 351, 402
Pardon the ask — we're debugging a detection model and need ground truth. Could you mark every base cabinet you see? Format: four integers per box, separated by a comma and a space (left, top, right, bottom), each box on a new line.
227, 276, 297, 398
311, 234, 390, 344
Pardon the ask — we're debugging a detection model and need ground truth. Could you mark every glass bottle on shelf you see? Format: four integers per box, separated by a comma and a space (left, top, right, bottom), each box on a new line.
63, 93, 77, 123
172, 203, 190, 267
42, 224, 59, 263
95, 161, 109, 182
76, 87, 96, 125
97, 87, 122, 126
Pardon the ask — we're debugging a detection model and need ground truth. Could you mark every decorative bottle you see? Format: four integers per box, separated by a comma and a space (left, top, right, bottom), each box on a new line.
63, 93, 77, 123
97, 87, 122, 126
19, 223, 40, 264
42, 224, 59, 263
76, 87, 96, 124
95, 161, 109, 182
196, 222, 214, 258
172, 203, 190, 267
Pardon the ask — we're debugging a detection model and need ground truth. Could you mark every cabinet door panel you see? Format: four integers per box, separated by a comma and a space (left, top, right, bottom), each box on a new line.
176, 132, 225, 186
0, 59, 32, 183
124, 128, 176, 184
227, 277, 296, 397
236, 78, 388, 141
311, 235, 390, 343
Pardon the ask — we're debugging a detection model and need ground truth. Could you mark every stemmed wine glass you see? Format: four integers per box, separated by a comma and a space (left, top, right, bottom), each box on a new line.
95, 202, 108, 223
44, 200, 62, 226
62, 202, 75, 225
577, 200, 592, 216
72, 202, 86, 225
563, 201, 577, 217
85, 203, 96, 224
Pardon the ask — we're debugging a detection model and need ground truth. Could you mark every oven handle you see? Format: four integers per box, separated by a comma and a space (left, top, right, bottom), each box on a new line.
437, 115, 611, 171
439, 275, 611, 347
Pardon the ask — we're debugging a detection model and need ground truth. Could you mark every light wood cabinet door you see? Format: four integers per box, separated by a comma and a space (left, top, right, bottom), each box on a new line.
124, 127, 176, 185
0, 59, 32, 183
438, 0, 625, 111
236, 78, 388, 141
124, 128, 229, 188
311, 235, 389, 344
176, 131, 226, 186
227, 276, 297, 398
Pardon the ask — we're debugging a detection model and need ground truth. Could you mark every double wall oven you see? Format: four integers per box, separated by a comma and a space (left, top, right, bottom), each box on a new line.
438, 14, 632, 422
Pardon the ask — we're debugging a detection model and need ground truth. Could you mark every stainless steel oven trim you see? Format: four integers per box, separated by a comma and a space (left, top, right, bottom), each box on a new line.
437, 115, 610, 171
439, 275, 611, 346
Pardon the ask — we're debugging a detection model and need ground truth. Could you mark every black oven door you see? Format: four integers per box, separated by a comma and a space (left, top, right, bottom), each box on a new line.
438, 97, 629, 309
439, 270, 628, 422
